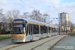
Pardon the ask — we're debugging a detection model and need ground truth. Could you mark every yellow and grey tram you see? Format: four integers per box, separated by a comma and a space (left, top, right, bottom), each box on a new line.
11, 18, 58, 43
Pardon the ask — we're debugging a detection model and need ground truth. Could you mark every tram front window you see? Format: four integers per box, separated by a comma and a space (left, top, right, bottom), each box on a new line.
13, 24, 24, 34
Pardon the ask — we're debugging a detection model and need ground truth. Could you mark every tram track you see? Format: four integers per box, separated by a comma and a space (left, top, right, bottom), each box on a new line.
31, 35, 61, 50
0, 44, 13, 48
6, 37, 50, 50
4, 38, 49, 50
6, 42, 32, 50
0, 35, 61, 50
5, 36, 51, 50
0, 41, 32, 50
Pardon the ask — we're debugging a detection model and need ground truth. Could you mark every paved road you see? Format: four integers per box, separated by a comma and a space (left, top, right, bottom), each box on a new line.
51, 36, 75, 50
0, 38, 13, 47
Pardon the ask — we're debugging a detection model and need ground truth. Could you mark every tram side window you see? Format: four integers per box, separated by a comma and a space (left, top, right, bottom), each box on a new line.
53, 28, 54, 32
47, 27, 49, 33
53, 28, 55, 32
29, 24, 30, 35
49, 27, 51, 30
45, 27, 47, 33
43, 26, 45, 33
40, 26, 41, 34
49, 27, 52, 33
40, 26, 43, 34
50, 27, 51, 32
51, 27, 53, 32
27, 25, 29, 35
43, 26, 47, 33
46, 27, 48, 33
54, 28, 56, 32
49, 27, 50, 33
33, 25, 39, 34
31, 24, 33, 35
55, 28, 57, 32
29, 24, 33, 35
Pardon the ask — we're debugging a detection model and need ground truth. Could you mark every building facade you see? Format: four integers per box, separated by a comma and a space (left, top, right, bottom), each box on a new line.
59, 12, 70, 31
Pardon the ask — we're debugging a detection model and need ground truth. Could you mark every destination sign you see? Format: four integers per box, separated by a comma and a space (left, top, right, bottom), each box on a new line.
14, 21, 22, 23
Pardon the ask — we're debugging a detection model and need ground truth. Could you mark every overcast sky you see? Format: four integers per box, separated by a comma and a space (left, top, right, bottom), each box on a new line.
0, 0, 75, 24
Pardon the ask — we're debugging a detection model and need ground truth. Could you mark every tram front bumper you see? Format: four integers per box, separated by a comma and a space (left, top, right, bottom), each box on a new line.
11, 37, 26, 43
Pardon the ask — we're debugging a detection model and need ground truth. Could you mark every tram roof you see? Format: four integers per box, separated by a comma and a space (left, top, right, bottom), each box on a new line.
14, 18, 55, 27
25, 18, 50, 26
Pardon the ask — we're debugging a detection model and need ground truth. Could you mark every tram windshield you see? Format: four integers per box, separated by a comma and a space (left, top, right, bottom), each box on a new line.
13, 24, 24, 34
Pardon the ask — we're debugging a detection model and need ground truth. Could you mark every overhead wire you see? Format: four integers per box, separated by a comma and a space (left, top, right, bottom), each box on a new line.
21, 0, 37, 10
50, 0, 60, 13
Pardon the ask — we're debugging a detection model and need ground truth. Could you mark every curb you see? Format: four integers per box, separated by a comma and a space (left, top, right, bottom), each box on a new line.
48, 35, 66, 50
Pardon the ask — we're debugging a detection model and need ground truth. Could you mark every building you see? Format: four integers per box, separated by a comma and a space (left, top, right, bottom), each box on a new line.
59, 12, 70, 31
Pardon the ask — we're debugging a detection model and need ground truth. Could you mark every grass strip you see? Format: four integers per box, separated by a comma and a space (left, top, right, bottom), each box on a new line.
0, 34, 11, 40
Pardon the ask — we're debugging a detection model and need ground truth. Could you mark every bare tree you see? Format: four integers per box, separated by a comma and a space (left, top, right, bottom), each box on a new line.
0, 9, 8, 34
12, 10, 19, 18
70, 21, 75, 31
1, 14, 8, 23
31, 10, 43, 22
5, 10, 19, 23
0, 9, 3, 34
0, 9, 3, 14
7, 17, 13, 23
22, 12, 30, 18
43, 13, 50, 23
5, 11, 13, 23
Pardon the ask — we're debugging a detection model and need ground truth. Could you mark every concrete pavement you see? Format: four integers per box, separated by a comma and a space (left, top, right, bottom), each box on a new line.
0, 35, 66, 50
10, 35, 65, 50
33, 35, 65, 50
51, 36, 75, 50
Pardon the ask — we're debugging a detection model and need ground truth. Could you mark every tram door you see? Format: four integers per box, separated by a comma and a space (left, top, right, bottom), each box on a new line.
32, 25, 39, 40
30, 24, 33, 40
26, 24, 33, 41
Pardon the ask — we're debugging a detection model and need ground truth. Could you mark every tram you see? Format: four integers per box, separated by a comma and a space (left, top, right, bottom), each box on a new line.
11, 18, 58, 43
